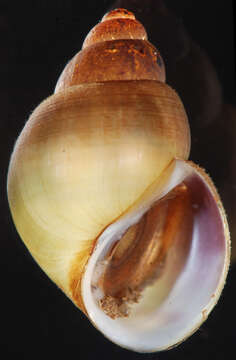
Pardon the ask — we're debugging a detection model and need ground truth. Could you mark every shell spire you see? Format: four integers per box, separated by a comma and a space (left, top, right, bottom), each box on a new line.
55, 9, 165, 93
82, 8, 148, 48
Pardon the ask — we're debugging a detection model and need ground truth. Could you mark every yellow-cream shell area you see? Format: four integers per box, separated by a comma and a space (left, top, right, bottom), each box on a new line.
7, 80, 190, 310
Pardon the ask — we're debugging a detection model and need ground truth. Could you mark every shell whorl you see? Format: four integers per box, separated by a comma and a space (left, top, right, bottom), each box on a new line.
82, 8, 148, 48
55, 9, 165, 93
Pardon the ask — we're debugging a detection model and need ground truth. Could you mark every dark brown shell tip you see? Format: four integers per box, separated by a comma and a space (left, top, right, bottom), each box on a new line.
102, 8, 135, 22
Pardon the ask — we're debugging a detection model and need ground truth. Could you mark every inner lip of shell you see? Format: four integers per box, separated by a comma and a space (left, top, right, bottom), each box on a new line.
91, 182, 193, 319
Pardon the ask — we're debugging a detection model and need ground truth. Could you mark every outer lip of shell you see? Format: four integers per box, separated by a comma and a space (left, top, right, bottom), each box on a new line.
81, 159, 230, 353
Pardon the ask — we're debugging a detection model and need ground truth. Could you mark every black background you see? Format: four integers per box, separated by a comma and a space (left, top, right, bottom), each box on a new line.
1, 1, 236, 359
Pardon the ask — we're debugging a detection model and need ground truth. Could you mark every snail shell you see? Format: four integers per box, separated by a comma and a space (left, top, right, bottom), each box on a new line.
7, 9, 230, 353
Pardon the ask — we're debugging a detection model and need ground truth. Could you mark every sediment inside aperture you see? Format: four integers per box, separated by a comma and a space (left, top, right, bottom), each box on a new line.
93, 183, 193, 319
